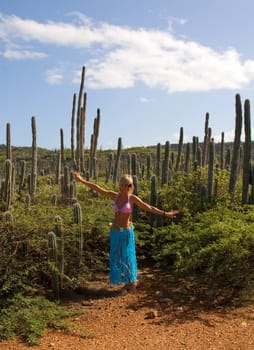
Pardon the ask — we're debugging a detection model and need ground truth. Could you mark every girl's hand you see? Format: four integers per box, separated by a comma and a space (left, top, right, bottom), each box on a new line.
165, 210, 179, 218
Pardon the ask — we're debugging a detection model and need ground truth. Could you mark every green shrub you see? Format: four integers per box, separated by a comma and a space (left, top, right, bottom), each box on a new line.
152, 205, 254, 303
0, 294, 84, 345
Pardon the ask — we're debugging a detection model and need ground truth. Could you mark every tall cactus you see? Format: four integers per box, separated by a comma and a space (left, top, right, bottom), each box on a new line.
60, 128, 66, 168
54, 215, 64, 290
89, 109, 100, 179
229, 94, 242, 196
184, 143, 190, 173
4, 159, 13, 210
113, 137, 122, 184
162, 141, 170, 185
202, 113, 210, 167
19, 160, 26, 192
71, 93, 77, 167
156, 143, 161, 177
207, 138, 215, 202
220, 132, 225, 170
192, 136, 198, 163
6, 122, 12, 161
47, 231, 60, 299
79, 94, 87, 172
242, 99, 251, 204
131, 153, 137, 176
175, 127, 183, 172
76, 66, 86, 170
146, 154, 152, 180
61, 165, 70, 204
132, 175, 139, 221
30, 116, 37, 200
73, 202, 83, 264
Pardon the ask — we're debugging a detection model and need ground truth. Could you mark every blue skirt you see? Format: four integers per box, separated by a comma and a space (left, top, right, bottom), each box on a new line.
109, 223, 137, 285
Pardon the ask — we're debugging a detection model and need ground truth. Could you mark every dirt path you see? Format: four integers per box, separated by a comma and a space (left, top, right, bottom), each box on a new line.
1, 268, 254, 350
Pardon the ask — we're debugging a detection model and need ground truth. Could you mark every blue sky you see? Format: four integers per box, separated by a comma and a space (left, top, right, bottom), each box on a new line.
1, 0, 254, 150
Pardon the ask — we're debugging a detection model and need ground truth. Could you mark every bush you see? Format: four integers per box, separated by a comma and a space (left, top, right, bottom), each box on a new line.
151, 205, 254, 303
0, 294, 83, 345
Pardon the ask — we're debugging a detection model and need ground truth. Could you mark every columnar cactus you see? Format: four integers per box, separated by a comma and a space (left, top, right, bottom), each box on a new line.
220, 132, 225, 170
229, 94, 242, 196
208, 138, 215, 202
156, 143, 161, 177
73, 202, 83, 264
55, 152, 61, 185
79, 96, 87, 172
162, 141, 170, 185
76, 66, 86, 170
146, 154, 152, 180
30, 116, 37, 200
131, 153, 137, 176
6, 123, 12, 161
192, 136, 198, 163
71, 93, 76, 166
54, 215, 64, 289
242, 99, 251, 204
61, 165, 70, 204
184, 143, 190, 173
90, 109, 100, 179
4, 159, 12, 210
202, 113, 210, 167
19, 160, 26, 192
47, 231, 60, 298
175, 127, 183, 172
113, 137, 122, 184
60, 128, 66, 168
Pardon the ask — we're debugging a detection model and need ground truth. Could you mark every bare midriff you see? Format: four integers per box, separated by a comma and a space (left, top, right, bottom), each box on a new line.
113, 212, 131, 228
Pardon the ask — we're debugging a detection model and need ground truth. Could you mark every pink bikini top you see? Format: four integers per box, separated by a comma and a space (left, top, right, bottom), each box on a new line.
113, 195, 132, 214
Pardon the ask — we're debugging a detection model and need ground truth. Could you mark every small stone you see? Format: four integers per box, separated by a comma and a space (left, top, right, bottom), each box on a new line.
145, 310, 158, 319
241, 321, 247, 328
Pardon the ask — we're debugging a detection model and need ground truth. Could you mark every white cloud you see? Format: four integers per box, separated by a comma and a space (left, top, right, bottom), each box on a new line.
139, 97, 151, 103
45, 68, 64, 85
3, 48, 47, 60
167, 15, 187, 32
1, 12, 254, 92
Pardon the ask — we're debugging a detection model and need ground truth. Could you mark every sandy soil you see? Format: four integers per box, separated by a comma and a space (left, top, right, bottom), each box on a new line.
1, 268, 254, 350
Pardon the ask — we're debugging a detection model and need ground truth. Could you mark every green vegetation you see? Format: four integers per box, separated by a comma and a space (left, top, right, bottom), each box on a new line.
1, 91, 254, 345
0, 294, 86, 345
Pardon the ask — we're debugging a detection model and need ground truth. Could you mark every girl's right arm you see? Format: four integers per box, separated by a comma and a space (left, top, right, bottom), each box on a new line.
74, 172, 116, 199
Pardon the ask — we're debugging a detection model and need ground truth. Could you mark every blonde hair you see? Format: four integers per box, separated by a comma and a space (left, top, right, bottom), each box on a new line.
119, 174, 134, 193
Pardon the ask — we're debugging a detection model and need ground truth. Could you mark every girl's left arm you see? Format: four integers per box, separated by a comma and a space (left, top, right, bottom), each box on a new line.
131, 194, 179, 218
